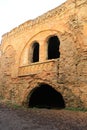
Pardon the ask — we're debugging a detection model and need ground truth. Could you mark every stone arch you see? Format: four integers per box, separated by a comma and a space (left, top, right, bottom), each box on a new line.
2, 45, 15, 76
23, 82, 65, 109
4, 45, 14, 54
19, 30, 62, 66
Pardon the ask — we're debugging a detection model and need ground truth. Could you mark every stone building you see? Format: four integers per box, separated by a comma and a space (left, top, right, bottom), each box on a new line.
0, 0, 87, 109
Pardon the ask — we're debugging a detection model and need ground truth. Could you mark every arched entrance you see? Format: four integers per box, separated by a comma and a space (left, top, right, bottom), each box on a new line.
28, 84, 65, 109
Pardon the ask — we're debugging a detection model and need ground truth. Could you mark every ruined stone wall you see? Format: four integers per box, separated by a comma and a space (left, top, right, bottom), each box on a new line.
0, 0, 87, 108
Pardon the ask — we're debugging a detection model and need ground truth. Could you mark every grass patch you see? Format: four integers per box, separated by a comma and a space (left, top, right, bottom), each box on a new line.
65, 107, 87, 112
11, 104, 22, 109
1, 101, 23, 109
0, 95, 4, 100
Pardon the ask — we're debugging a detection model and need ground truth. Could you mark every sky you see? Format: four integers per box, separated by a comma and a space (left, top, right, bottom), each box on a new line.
0, 0, 66, 43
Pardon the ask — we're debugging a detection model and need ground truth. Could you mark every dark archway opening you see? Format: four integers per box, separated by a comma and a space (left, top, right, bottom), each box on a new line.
32, 42, 39, 63
29, 84, 65, 109
48, 36, 60, 60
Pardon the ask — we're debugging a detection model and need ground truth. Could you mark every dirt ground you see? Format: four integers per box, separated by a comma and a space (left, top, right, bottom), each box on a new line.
0, 104, 87, 130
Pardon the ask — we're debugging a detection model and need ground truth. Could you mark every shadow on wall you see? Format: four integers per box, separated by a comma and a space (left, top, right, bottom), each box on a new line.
28, 84, 65, 109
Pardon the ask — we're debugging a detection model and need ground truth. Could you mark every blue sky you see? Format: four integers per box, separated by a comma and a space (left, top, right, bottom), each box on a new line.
0, 0, 66, 42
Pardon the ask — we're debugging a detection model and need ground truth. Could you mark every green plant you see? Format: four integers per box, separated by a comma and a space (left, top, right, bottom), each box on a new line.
65, 107, 87, 112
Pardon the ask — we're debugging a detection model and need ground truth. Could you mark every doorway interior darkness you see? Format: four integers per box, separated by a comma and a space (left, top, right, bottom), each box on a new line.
48, 36, 60, 60
29, 84, 65, 109
32, 42, 39, 63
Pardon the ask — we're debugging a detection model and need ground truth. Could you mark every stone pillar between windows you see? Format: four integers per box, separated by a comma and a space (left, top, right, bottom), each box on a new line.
39, 40, 47, 62
21, 47, 29, 66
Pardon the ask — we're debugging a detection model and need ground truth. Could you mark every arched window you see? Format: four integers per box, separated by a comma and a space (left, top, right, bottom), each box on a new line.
32, 42, 39, 63
47, 36, 60, 60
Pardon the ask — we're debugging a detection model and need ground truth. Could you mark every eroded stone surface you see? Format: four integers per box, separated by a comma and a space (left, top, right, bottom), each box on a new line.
0, 0, 87, 108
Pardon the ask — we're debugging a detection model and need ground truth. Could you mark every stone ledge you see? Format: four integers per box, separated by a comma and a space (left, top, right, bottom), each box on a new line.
18, 59, 59, 76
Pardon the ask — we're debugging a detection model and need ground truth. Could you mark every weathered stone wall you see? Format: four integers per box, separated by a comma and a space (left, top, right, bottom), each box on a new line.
0, 0, 87, 108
